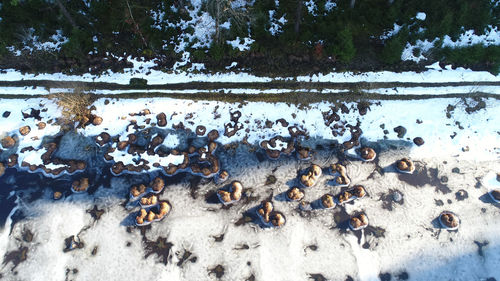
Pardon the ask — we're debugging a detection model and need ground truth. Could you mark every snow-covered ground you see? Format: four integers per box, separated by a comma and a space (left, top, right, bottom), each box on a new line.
0, 92, 499, 280
1, 57, 500, 86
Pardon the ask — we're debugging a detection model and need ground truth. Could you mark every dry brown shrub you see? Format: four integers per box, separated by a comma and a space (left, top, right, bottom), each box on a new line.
48, 88, 96, 128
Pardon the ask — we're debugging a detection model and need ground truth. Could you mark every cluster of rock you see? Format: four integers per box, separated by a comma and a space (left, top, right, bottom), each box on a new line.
300, 164, 322, 187
286, 187, 305, 201
126, 177, 172, 226
349, 213, 369, 230
136, 201, 171, 226
99, 127, 221, 178
130, 177, 165, 199
329, 163, 350, 187
322, 105, 363, 149
337, 185, 366, 204
217, 181, 243, 205
256, 201, 286, 227
20, 142, 86, 177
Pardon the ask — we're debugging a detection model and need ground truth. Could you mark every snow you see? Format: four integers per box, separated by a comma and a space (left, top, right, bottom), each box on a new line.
415, 12, 427, 21
305, 0, 317, 16
162, 134, 180, 149
1, 55, 500, 85
0, 92, 500, 280
225, 62, 238, 69
69, 96, 500, 161
324, 0, 337, 12
442, 25, 500, 48
227, 37, 255, 51
269, 11, 287, 36
401, 38, 438, 62
380, 23, 402, 40
7, 29, 68, 55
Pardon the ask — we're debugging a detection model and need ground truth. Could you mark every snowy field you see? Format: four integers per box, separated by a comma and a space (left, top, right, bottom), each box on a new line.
0, 93, 499, 281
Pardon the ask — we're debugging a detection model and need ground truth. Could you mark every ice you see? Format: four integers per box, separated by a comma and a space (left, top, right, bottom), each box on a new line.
162, 134, 180, 149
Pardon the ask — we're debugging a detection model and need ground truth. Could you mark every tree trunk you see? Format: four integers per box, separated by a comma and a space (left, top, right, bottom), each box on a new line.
294, 0, 303, 35
350, 0, 356, 8
55, 0, 77, 28
215, 0, 220, 44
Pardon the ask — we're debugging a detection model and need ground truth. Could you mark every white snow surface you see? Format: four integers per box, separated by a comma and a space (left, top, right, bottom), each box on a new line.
1, 56, 500, 85
415, 12, 427, 21
0, 94, 499, 280
226, 37, 255, 51
442, 25, 500, 48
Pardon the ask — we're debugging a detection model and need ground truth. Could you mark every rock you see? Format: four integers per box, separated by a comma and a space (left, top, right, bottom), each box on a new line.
19, 126, 31, 136
393, 126, 407, 138
127, 134, 137, 144
270, 212, 286, 227
130, 184, 147, 198
275, 118, 289, 127
300, 164, 322, 187
92, 116, 103, 125
151, 177, 165, 193
360, 147, 376, 161
2, 111, 10, 118
1, 136, 15, 148
350, 214, 369, 229
297, 147, 312, 160
72, 178, 89, 192
286, 187, 305, 201
195, 125, 206, 136
392, 191, 403, 202
357, 102, 371, 116
156, 113, 167, 127
491, 190, 500, 201
117, 141, 128, 150
230, 110, 241, 123
440, 213, 459, 229
321, 194, 335, 208
257, 201, 274, 223
95, 132, 111, 146
37, 122, 46, 130
53, 191, 63, 200
224, 122, 242, 137
396, 158, 414, 173
111, 162, 125, 175
413, 137, 424, 146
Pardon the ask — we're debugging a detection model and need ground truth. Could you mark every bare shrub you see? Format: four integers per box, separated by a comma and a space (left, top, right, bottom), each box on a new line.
49, 88, 96, 128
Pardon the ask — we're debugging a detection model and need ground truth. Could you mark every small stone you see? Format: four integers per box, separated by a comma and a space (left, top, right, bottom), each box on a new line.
37, 122, 46, 130
393, 126, 407, 138
92, 116, 103, 125
1, 136, 16, 148
19, 126, 31, 136
53, 191, 63, 200
452, 168, 460, 173
156, 113, 167, 127
2, 111, 10, 118
413, 137, 424, 146
392, 191, 403, 202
